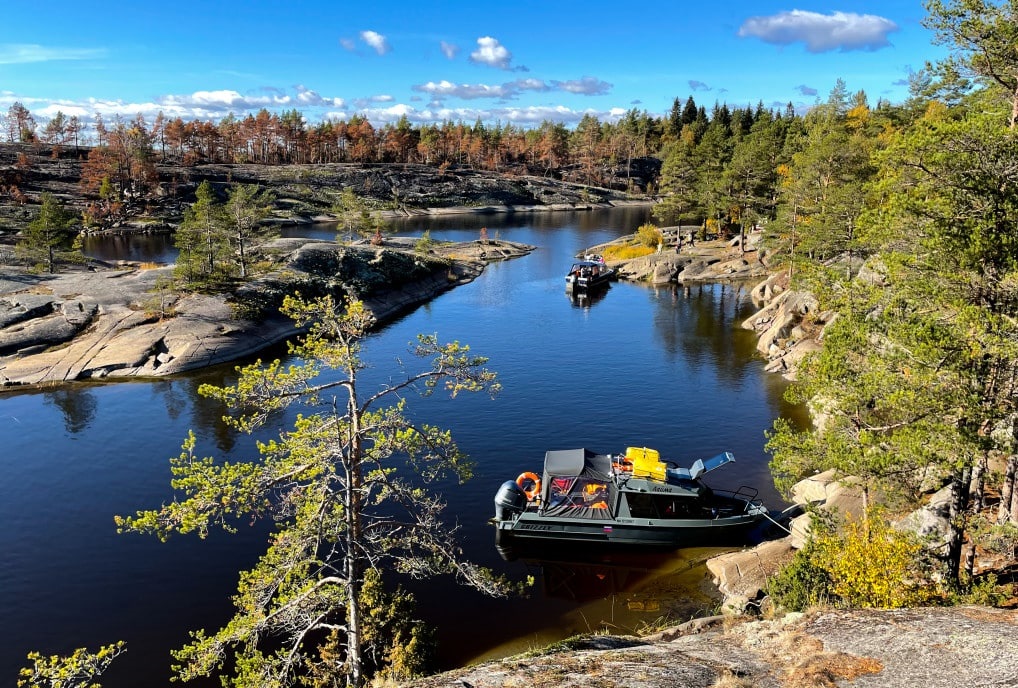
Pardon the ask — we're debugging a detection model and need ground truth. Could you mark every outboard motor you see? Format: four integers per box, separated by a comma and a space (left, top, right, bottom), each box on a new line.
494, 480, 527, 521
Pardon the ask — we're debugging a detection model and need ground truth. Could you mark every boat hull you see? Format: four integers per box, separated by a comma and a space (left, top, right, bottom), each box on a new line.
565, 274, 613, 291
494, 510, 764, 548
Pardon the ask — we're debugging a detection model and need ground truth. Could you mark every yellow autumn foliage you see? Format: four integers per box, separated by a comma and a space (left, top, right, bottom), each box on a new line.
812, 509, 944, 609
601, 243, 655, 260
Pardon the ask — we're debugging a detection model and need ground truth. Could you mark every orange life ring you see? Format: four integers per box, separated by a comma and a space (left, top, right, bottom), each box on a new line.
516, 471, 541, 501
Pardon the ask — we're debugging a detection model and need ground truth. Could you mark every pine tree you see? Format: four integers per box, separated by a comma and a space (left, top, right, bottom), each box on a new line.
174, 180, 231, 289
117, 295, 511, 687
18, 193, 78, 273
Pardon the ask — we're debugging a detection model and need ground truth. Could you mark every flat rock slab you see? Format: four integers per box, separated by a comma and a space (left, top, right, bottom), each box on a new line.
407, 606, 1018, 688
0, 239, 533, 388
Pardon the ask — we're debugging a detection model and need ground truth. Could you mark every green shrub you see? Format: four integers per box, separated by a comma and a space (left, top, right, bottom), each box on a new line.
414, 230, 435, 253
766, 538, 835, 612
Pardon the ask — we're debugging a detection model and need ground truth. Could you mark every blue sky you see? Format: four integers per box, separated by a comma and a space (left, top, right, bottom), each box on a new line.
1, 1, 942, 131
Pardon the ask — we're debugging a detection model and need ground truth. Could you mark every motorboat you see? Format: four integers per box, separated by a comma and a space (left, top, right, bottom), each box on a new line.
493, 446, 767, 548
566, 254, 615, 291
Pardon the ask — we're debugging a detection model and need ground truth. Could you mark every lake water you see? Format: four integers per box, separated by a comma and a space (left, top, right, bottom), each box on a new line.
2, 207, 802, 686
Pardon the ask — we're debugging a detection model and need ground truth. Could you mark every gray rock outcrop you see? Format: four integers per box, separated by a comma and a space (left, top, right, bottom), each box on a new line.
0, 238, 533, 388
407, 606, 1018, 688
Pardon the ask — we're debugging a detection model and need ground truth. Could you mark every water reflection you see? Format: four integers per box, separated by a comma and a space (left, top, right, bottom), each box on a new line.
566, 284, 610, 309
43, 387, 99, 433
489, 536, 727, 639
81, 233, 177, 264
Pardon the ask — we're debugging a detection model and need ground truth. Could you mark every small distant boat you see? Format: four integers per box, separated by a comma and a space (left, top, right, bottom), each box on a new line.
566, 254, 615, 291
493, 446, 766, 548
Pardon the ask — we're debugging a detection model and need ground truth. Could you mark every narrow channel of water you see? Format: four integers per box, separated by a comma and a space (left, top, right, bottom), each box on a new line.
1, 207, 804, 685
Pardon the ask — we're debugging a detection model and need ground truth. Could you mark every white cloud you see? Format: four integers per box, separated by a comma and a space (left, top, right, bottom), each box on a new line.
7, 80, 632, 134
440, 41, 459, 59
412, 80, 513, 100
157, 89, 291, 110
552, 76, 612, 96
738, 10, 898, 53
360, 30, 390, 55
340, 38, 357, 52
413, 77, 604, 102
0, 43, 105, 64
353, 94, 395, 108
513, 78, 549, 93
296, 86, 344, 107
469, 36, 513, 70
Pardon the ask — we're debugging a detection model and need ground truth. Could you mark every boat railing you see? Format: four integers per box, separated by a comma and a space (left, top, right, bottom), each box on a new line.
711, 486, 764, 514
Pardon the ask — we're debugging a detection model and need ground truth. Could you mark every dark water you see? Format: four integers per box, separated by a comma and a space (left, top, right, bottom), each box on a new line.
1, 207, 803, 685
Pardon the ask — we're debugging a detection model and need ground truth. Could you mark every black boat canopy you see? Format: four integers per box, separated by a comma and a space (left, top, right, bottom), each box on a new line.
543, 448, 612, 479
540, 449, 615, 520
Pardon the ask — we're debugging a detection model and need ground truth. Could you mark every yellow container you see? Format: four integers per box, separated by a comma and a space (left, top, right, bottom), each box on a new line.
626, 446, 666, 481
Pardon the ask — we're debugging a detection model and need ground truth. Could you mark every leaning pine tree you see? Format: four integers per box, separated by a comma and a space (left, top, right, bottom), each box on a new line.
117, 295, 511, 687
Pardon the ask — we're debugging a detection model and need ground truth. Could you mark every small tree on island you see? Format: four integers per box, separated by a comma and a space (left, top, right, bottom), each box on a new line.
332, 187, 386, 244
174, 181, 275, 289
17, 192, 79, 273
174, 179, 231, 289
225, 183, 275, 279
116, 295, 511, 687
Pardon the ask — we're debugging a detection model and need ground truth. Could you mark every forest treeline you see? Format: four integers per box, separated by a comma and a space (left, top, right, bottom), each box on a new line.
1, 95, 809, 194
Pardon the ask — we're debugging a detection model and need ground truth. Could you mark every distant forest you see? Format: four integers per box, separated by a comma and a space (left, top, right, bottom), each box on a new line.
0, 95, 813, 193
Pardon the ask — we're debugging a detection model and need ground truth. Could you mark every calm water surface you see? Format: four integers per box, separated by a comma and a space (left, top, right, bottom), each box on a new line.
2, 208, 803, 685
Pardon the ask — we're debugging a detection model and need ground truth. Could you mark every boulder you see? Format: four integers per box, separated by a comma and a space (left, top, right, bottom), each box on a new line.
750, 272, 786, 305
0, 299, 97, 355
706, 539, 795, 613
789, 512, 813, 549
786, 471, 869, 548
743, 290, 818, 355
0, 293, 60, 328
677, 259, 713, 280
896, 485, 954, 556
762, 337, 822, 380
790, 469, 841, 505
650, 262, 677, 285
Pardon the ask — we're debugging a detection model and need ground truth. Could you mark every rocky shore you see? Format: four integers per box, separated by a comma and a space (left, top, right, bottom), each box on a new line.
407, 605, 1018, 688
0, 237, 533, 388
596, 227, 772, 286
7, 148, 1009, 685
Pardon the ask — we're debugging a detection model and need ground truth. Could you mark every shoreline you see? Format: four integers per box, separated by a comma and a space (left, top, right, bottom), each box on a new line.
0, 236, 533, 391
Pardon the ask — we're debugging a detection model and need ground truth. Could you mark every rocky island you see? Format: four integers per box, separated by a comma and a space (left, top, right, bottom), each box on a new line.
0, 143, 654, 389
0, 237, 536, 387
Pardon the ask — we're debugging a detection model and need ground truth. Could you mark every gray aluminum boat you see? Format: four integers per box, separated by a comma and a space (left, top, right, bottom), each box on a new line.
493, 447, 766, 548
566, 254, 615, 291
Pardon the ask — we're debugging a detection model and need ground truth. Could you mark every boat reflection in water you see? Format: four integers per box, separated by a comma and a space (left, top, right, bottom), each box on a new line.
567, 283, 610, 309
494, 533, 727, 629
